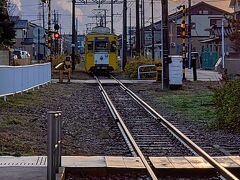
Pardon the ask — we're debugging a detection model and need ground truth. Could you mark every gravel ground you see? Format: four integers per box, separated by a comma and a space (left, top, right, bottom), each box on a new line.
0, 83, 130, 156
127, 81, 240, 156
0, 80, 239, 157
1, 79, 239, 179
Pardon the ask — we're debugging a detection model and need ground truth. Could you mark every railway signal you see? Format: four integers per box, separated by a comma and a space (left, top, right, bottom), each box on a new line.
53, 32, 60, 39
178, 5, 187, 81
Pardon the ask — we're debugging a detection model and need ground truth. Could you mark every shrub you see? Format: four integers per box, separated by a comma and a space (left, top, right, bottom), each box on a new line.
124, 56, 161, 79
212, 80, 240, 132
51, 55, 66, 68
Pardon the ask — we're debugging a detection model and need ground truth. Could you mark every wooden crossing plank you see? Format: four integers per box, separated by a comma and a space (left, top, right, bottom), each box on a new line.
229, 156, 240, 166
213, 156, 239, 168
149, 157, 174, 169
185, 157, 213, 169
105, 156, 125, 168
122, 157, 144, 169
168, 157, 194, 169
0, 156, 240, 169
62, 156, 106, 167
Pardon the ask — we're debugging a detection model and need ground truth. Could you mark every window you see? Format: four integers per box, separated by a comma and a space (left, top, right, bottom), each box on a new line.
203, 10, 209, 14
95, 40, 109, 52
210, 19, 221, 26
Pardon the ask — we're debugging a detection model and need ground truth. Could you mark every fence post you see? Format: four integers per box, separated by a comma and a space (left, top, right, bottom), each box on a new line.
58, 113, 62, 167
47, 112, 55, 180
47, 111, 62, 180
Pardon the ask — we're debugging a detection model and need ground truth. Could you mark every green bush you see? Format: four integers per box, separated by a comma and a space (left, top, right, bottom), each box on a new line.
212, 80, 240, 132
124, 56, 161, 79
51, 55, 66, 68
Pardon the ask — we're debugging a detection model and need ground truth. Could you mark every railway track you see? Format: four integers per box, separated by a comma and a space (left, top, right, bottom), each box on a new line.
95, 75, 239, 180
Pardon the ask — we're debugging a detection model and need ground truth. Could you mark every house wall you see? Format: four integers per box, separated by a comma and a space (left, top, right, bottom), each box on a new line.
0, 50, 9, 65
225, 58, 240, 76
15, 29, 27, 39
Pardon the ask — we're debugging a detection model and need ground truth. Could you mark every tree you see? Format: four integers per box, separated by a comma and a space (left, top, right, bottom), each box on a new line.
226, 15, 240, 53
0, 0, 15, 48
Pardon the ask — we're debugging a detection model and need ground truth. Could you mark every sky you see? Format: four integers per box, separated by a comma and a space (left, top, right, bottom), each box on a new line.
9, 0, 232, 35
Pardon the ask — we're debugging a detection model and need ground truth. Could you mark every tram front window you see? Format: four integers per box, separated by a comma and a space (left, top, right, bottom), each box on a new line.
95, 41, 108, 52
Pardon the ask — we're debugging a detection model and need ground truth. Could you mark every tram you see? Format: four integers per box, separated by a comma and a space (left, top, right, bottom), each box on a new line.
84, 26, 118, 72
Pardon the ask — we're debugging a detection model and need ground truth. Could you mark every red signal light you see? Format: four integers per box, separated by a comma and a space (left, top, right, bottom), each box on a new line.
54, 32, 60, 39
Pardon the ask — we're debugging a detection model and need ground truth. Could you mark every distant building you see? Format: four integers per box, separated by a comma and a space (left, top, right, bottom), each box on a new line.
229, 0, 240, 18
133, 2, 231, 69
62, 34, 85, 55
10, 16, 48, 61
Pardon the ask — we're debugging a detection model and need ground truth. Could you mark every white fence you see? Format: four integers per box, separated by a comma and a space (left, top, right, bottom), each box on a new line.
0, 63, 51, 100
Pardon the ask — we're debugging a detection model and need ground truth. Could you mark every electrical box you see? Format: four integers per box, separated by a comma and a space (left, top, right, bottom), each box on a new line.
169, 55, 183, 87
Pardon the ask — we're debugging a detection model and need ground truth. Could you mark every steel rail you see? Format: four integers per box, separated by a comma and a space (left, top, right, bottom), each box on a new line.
95, 76, 158, 180
111, 75, 239, 180
97, 86, 137, 156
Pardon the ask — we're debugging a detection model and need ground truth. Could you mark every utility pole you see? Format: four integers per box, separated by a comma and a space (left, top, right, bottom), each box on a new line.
53, 10, 57, 55
122, 0, 127, 70
187, 0, 192, 69
142, 0, 145, 56
111, 0, 113, 33
161, 0, 169, 89
140, 3, 142, 54
136, 0, 140, 56
72, 0, 76, 70
47, 0, 52, 63
182, 5, 187, 80
151, 0, 154, 61
129, 8, 132, 58
221, 18, 225, 69
76, 18, 78, 55
38, 28, 40, 62
42, 2, 46, 59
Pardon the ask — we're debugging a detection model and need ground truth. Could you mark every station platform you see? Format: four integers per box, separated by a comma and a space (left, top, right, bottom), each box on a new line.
0, 156, 239, 179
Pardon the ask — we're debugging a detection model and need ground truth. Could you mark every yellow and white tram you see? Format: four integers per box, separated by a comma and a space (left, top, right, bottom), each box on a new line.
84, 26, 118, 72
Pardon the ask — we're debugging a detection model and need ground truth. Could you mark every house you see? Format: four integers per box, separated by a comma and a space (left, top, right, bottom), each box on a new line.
169, 2, 230, 56
10, 16, 48, 61
200, 20, 233, 69
139, 1, 231, 62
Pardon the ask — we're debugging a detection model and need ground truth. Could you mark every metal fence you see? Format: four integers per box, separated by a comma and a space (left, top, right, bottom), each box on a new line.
137, 64, 157, 80
0, 63, 51, 100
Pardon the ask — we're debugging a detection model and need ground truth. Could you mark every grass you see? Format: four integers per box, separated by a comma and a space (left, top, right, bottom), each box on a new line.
0, 89, 44, 108
0, 116, 24, 129
155, 90, 217, 123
